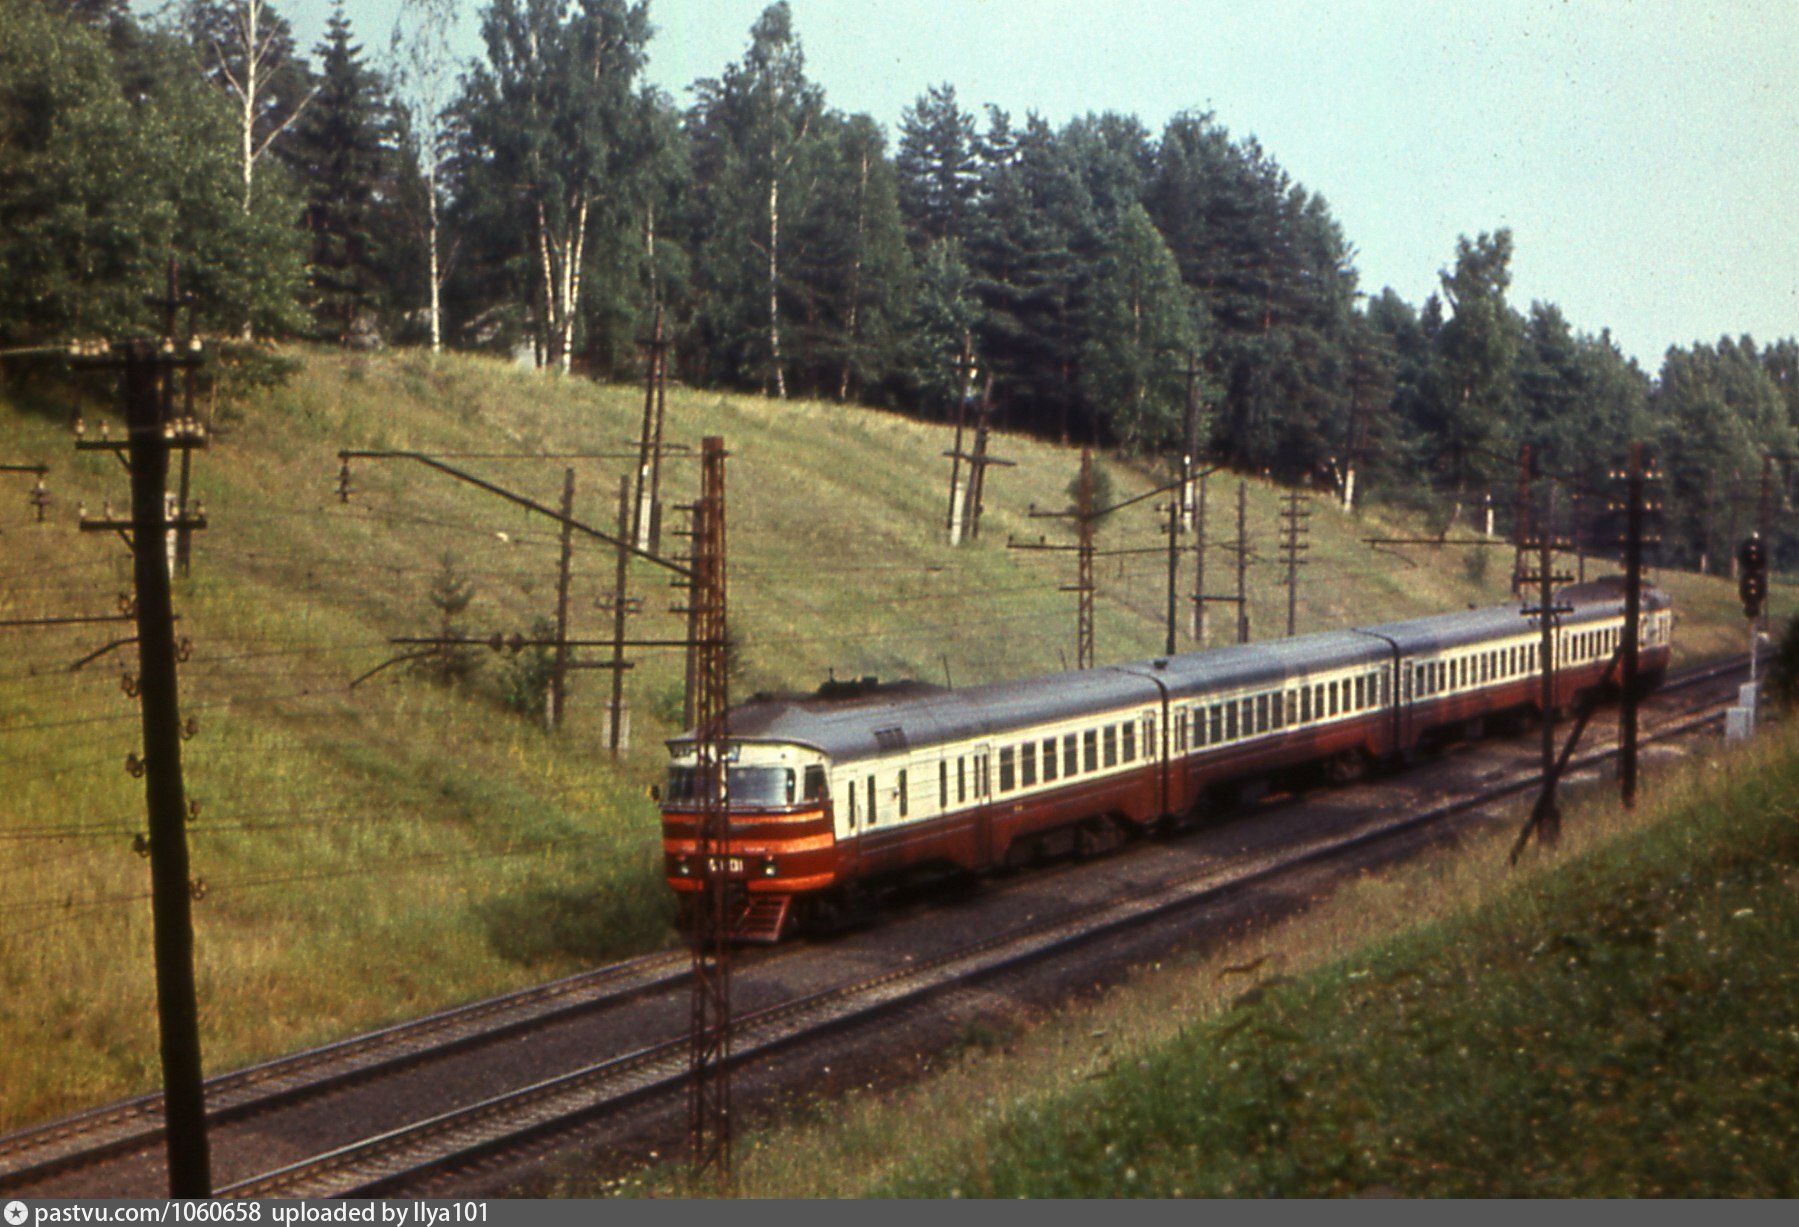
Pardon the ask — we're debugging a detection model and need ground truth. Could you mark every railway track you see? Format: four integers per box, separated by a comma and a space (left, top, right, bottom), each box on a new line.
0, 950, 689, 1189
0, 656, 1750, 1199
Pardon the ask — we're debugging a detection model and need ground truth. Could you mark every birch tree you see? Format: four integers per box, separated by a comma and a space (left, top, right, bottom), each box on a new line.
185, 0, 317, 214
688, 2, 822, 399
460, 0, 653, 374
388, 0, 462, 352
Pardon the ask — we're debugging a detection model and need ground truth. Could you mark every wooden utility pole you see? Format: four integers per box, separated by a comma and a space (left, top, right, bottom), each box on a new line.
147, 257, 199, 576
1759, 453, 1775, 642
605, 474, 633, 755
1512, 443, 1533, 596
1191, 469, 1208, 643
633, 306, 671, 552
1279, 491, 1310, 637
1180, 352, 1202, 531
83, 341, 211, 1197
1164, 494, 1180, 656
547, 468, 576, 730
944, 334, 976, 545
1075, 451, 1096, 667
1235, 481, 1250, 644
1620, 444, 1646, 808
1520, 483, 1571, 851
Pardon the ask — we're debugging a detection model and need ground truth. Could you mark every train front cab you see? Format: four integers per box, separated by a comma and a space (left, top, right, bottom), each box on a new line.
661, 741, 839, 940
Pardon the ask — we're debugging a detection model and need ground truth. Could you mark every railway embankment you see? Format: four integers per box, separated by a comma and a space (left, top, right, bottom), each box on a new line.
0, 344, 1765, 1146
622, 716, 1799, 1197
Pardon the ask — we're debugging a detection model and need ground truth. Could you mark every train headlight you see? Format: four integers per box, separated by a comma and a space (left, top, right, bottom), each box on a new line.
676, 859, 692, 876
763, 861, 778, 877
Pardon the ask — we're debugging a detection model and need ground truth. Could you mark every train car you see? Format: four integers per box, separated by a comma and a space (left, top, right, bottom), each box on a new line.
661, 579, 1674, 941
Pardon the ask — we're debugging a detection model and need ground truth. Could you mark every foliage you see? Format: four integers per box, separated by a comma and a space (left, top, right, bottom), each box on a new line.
1064, 457, 1116, 525
1764, 615, 1799, 713
684, 1, 825, 398
422, 550, 481, 684
500, 615, 558, 720
455, 0, 661, 371
288, 3, 406, 344
5, 0, 1798, 540
1079, 204, 1202, 452
0, 3, 296, 342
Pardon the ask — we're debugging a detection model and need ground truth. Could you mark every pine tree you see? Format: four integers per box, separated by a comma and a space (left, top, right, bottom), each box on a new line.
784, 112, 913, 401
1080, 203, 1201, 452
290, 3, 401, 344
966, 111, 1086, 439
1426, 230, 1521, 512
895, 83, 978, 249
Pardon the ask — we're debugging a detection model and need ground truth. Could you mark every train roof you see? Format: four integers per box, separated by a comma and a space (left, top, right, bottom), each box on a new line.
670, 579, 1668, 763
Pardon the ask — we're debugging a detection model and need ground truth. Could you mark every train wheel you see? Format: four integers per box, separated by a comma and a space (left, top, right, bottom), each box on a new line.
1323, 749, 1368, 785
1076, 818, 1123, 859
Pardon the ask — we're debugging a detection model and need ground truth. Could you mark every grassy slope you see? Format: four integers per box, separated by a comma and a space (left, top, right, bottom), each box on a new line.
0, 347, 1748, 1131
626, 722, 1799, 1199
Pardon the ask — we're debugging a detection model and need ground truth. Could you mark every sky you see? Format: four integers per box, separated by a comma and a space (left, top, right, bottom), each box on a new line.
271, 0, 1799, 370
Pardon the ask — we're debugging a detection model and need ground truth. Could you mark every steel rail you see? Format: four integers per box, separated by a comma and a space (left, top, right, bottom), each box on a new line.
0, 951, 689, 1189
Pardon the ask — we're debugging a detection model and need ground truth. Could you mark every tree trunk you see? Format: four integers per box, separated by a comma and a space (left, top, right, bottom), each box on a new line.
768, 164, 786, 399
838, 145, 868, 403
426, 161, 442, 353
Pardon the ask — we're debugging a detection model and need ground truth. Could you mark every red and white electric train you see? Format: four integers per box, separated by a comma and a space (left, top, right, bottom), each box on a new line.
661, 580, 1673, 940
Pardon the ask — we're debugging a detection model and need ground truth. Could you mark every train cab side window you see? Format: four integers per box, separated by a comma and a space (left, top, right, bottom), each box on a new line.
1021, 742, 1038, 787
848, 780, 857, 826
957, 756, 966, 804
1065, 733, 1079, 776
898, 770, 908, 818
1104, 724, 1118, 767
999, 746, 1016, 792
1145, 714, 1156, 755
867, 776, 877, 825
1176, 710, 1189, 752
939, 761, 948, 809
805, 765, 829, 802
1084, 729, 1099, 772
1042, 737, 1058, 782
1122, 720, 1136, 762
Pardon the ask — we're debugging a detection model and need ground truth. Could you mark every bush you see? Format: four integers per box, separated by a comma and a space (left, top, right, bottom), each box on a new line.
1764, 614, 1799, 712
500, 616, 559, 721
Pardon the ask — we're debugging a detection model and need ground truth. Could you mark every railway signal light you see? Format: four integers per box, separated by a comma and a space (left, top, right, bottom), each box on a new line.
1738, 536, 1768, 618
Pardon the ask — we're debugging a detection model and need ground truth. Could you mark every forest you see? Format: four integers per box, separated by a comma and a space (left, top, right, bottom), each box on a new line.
3, 0, 1796, 570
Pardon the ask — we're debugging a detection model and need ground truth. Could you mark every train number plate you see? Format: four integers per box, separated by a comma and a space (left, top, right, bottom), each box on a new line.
703, 856, 747, 875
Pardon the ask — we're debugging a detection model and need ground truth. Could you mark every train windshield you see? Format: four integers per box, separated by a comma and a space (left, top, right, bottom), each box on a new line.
665, 764, 797, 808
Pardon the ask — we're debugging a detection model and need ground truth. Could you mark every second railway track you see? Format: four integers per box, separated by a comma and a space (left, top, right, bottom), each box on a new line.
0, 655, 1751, 1199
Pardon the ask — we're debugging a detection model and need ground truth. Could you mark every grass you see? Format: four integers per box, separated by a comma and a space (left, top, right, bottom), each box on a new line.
613, 720, 1799, 1198
0, 344, 1756, 1133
